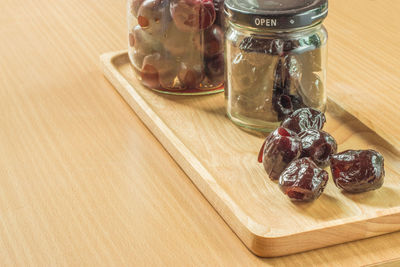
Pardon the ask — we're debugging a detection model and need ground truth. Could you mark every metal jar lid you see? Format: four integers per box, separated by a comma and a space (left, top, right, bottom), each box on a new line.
224, 0, 328, 30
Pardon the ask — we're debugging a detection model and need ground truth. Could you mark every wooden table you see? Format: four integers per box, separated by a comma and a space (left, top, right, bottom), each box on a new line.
0, 0, 399, 265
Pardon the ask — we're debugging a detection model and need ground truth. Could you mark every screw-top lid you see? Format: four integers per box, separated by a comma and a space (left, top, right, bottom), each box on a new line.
224, 0, 328, 30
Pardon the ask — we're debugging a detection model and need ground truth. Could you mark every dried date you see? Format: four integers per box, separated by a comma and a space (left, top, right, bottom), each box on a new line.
330, 150, 385, 193
299, 129, 337, 168
258, 127, 302, 180
279, 157, 329, 201
281, 107, 326, 134
272, 56, 306, 120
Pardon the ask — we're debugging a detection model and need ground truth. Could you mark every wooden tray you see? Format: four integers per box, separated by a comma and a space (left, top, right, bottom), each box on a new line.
101, 51, 400, 257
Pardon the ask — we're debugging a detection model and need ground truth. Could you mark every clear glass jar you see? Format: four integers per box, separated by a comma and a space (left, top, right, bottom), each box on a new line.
224, 0, 328, 131
127, 0, 225, 95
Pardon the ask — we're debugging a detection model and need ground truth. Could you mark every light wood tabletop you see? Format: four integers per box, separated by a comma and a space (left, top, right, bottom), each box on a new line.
0, 0, 399, 266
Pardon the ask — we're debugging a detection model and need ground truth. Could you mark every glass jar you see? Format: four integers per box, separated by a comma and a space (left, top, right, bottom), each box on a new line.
224, 0, 328, 131
127, 0, 225, 95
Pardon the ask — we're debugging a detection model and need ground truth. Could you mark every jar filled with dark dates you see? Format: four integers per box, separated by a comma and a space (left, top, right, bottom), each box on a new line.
127, 0, 225, 95
224, 0, 328, 131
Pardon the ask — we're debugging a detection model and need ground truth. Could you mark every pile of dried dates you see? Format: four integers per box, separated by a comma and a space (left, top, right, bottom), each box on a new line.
258, 107, 385, 202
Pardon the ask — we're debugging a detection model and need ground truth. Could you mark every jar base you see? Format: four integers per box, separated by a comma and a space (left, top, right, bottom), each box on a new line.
227, 112, 280, 133
130, 64, 224, 96
148, 86, 224, 96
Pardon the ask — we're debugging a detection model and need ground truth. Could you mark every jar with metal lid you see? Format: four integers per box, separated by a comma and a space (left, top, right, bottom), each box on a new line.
127, 0, 225, 95
224, 0, 328, 131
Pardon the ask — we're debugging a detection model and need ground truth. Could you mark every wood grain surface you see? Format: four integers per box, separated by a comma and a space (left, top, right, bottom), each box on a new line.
0, 0, 400, 265
327, 1, 400, 151
103, 51, 400, 257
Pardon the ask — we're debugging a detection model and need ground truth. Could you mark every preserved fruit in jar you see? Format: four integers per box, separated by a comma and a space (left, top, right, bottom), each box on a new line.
127, 0, 225, 95
224, 0, 328, 131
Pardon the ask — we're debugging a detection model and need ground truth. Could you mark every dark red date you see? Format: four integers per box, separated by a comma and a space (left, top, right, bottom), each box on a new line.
239, 37, 299, 56
330, 150, 385, 193
272, 56, 305, 120
258, 127, 302, 180
281, 107, 326, 134
279, 157, 329, 201
273, 94, 293, 120
299, 129, 337, 168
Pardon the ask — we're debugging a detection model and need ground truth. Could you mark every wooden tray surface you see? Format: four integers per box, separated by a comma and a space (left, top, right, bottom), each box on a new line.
101, 51, 400, 257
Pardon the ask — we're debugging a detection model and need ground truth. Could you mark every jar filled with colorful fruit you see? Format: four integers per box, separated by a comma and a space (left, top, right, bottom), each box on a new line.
224, 0, 328, 131
127, 0, 225, 95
